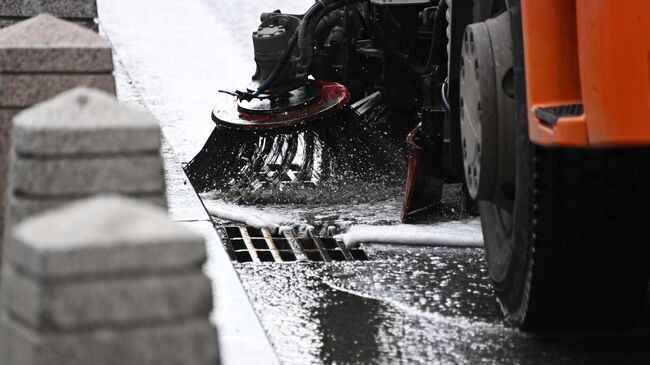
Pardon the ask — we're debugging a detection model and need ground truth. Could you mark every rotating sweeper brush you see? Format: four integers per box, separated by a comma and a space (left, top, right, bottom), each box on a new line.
185, 0, 407, 198
186, 80, 406, 196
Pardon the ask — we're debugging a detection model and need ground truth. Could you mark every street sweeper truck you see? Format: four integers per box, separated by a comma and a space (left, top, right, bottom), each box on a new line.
186, 0, 650, 330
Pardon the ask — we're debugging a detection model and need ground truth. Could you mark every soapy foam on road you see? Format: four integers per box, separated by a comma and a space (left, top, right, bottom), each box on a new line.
336, 221, 483, 248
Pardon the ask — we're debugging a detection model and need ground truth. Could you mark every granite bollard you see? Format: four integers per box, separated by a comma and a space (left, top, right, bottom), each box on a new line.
0, 196, 219, 365
12, 155, 165, 196
0, 15, 114, 88
4, 87, 168, 234
0, 14, 116, 254
0, 0, 99, 31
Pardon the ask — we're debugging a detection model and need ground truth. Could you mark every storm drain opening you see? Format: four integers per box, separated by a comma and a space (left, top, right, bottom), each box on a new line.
218, 226, 369, 263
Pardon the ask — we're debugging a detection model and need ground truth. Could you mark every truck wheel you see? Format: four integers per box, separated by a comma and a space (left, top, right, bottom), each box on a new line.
474, 4, 650, 329
484, 135, 650, 330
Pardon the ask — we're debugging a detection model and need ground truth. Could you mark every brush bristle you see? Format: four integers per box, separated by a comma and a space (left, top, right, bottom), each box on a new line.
184, 107, 407, 202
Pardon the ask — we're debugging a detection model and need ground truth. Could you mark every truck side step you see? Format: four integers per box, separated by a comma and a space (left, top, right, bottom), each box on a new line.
535, 104, 584, 125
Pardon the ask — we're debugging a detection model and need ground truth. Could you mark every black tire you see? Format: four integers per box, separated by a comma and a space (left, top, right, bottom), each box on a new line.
479, 1, 650, 330
483, 137, 650, 330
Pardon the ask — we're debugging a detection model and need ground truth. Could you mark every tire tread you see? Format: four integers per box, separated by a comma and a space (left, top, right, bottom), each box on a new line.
522, 147, 650, 329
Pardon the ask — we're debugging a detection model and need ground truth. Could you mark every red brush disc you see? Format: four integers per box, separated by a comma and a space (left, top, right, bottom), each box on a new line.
212, 80, 350, 131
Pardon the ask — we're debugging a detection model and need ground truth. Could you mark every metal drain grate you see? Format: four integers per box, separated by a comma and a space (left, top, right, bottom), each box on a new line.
218, 226, 369, 263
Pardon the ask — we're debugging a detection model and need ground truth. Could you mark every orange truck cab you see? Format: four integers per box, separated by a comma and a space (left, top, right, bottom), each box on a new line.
523, 0, 650, 147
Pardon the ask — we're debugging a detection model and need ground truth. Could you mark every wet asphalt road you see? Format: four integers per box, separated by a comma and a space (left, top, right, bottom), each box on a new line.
98, 0, 650, 363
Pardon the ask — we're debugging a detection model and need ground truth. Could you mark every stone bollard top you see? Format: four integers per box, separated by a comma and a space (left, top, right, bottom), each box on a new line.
0, 14, 111, 72
7, 196, 207, 280
13, 87, 161, 156
0, 0, 98, 19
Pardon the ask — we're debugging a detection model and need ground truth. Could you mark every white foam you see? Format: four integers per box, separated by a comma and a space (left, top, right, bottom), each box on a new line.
207, 204, 284, 234
335, 220, 484, 248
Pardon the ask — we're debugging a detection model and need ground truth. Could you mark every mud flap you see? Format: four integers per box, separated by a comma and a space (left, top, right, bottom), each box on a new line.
401, 123, 445, 222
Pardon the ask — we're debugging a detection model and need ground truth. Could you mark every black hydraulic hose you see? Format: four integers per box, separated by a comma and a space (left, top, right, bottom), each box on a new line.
253, 1, 326, 96
252, 30, 299, 97
424, 0, 449, 75
296, 0, 368, 72
255, 0, 368, 96
295, 1, 328, 69
314, 10, 345, 43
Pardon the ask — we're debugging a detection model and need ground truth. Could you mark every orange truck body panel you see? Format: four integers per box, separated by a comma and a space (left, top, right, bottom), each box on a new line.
521, 0, 650, 147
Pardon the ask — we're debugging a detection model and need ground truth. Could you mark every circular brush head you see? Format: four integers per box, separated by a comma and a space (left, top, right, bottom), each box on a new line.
185, 80, 407, 203
212, 80, 350, 131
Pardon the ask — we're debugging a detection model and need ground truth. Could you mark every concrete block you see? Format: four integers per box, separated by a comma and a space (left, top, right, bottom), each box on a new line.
12, 154, 165, 196
0, 0, 98, 18
1, 267, 212, 330
0, 15, 110, 72
13, 88, 161, 156
0, 74, 116, 108
8, 193, 167, 225
7, 196, 206, 279
0, 314, 219, 365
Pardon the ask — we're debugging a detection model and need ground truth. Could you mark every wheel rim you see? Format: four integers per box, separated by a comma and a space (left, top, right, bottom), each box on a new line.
459, 11, 516, 210
463, 11, 519, 288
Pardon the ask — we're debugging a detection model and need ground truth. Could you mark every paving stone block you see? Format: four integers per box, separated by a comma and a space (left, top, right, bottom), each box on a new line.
12, 154, 165, 196
7, 196, 206, 279
13, 88, 161, 156
0, 74, 115, 108
1, 267, 212, 330
8, 194, 167, 226
0, 15, 110, 72
0, 0, 98, 19
0, 314, 219, 365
